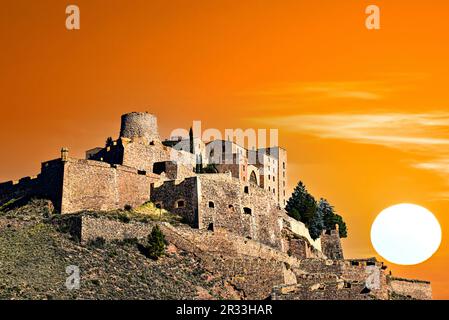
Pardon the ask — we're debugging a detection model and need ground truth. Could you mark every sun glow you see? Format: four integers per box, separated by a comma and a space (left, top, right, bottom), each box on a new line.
370, 204, 442, 265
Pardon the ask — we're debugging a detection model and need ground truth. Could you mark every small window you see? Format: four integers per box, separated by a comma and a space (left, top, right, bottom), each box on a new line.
344, 282, 352, 289
273, 188, 275, 194
155, 202, 162, 209
351, 261, 360, 266
283, 162, 285, 169
138, 170, 146, 175
208, 223, 214, 231
268, 186, 271, 191
273, 176, 275, 182
244, 186, 249, 194
149, 141, 155, 145
208, 201, 215, 208
228, 204, 235, 211
176, 200, 185, 208
243, 207, 252, 215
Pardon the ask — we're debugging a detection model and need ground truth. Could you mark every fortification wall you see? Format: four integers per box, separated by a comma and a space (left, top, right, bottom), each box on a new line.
0, 176, 40, 206
388, 277, 432, 300
60, 158, 157, 214
0, 159, 65, 211
296, 258, 389, 299
321, 229, 344, 260
150, 177, 200, 227
71, 215, 299, 299
282, 215, 322, 252
272, 278, 375, 300
121, 140, 195, 174
196, 174, 283, 250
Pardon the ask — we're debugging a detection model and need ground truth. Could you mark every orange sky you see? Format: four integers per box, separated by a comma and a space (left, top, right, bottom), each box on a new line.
1, 0, 449, 298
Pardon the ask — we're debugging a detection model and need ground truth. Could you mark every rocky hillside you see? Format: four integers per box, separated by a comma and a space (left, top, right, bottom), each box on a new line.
0, 199, 240, 300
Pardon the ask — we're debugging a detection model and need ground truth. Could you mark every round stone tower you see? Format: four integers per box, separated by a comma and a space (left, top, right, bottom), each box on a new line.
119, 112, 160, 143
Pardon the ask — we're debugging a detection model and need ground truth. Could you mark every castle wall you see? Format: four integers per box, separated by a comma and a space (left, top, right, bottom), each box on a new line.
388, 277, 432, 300
272, 278, 376, 300
296, 258, 389, 299
196, 174, 283, 250
65, 215, 298, 299
0, 176, 40, 207
150, 177, 200, 227
282, 215, 322, 251
153, 161, 195, 181
121, 140, 196, 174
150, 173, 284, 250
60, 159, 157, 214
0, 160, 65, 211
321, 229, 344, 260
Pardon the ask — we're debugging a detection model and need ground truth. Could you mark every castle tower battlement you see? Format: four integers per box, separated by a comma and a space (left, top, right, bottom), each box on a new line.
119, 112, 160, 143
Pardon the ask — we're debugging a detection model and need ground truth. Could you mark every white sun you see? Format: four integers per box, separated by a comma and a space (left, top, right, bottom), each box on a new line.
370, 203, 442, 265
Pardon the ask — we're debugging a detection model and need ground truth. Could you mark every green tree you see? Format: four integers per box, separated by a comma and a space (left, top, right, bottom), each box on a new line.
308, 199, 327, 240
321, 198, 348, 238
285, 181, 317, 226
140, 225, 167, 260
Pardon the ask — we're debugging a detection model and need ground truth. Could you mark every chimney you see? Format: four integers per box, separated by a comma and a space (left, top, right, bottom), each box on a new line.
61, 147, 69, 162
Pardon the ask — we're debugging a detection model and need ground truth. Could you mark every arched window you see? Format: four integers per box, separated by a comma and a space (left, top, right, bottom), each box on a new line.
243, 207, 252, 215
208, 201, 215, 208
228, 204, 235, 211
249, 171, 258, 185
244, 186, 249, 194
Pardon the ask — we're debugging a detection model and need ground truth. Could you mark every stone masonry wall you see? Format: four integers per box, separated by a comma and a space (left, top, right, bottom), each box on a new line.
272, 278, 376, 300
321, 230, 344, 260
120, 140, 195, 173
73, 215, 300, 299
0, 159, 64, 211
150, 177, 200, 227
388, 277, 432, 300
197, 174, 283, 250
61, 158, 158, 214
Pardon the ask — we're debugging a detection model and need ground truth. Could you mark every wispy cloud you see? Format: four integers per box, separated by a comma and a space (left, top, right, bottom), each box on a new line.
246, 81, 394, 101
256, 112, 449, 198
264, 112, 449, 151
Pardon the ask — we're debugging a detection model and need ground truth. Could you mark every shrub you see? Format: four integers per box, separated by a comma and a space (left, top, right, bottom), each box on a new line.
118, 212, 131, 223
138, 225, 167, 260
88, 237, 106, 248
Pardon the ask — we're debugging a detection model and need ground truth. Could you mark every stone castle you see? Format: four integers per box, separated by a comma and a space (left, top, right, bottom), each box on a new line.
0, 112, 432, 300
